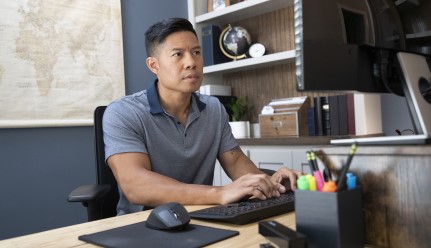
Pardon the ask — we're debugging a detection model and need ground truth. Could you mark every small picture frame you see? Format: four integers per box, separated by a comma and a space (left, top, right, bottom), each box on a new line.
208, 0, 230, 12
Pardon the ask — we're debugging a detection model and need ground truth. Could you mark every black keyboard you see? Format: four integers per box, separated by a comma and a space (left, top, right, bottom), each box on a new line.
189, 191, 295, 225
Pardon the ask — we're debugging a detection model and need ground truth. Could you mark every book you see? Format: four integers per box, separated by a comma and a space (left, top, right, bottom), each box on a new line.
307, 107, 316, 136
321, 96, 330, 136
201, 25, 230, 66
313, 97, 323, 136
346, 93, 356, 135
329, 96, 339, 136
338, 94, 349, 135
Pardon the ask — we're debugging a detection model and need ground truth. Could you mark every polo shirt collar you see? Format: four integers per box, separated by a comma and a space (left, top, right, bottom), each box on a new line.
148, 79, 206, 114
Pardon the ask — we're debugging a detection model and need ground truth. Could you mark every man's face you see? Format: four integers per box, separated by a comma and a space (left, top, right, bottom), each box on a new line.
147, 31, 203, 95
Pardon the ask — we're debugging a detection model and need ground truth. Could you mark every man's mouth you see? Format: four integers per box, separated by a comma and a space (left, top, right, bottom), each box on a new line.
183, 74, 199, 79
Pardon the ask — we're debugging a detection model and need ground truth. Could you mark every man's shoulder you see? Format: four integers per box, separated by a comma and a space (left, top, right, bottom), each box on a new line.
105, 90, 149, 118
108, 90, 147, 108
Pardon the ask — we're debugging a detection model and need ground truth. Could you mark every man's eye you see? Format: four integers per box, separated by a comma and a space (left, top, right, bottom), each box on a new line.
172, 52, 181, 57
193, 50, 201, 55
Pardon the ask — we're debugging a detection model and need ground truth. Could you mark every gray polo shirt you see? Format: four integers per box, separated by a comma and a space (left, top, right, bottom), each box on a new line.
103, 80, 238, 214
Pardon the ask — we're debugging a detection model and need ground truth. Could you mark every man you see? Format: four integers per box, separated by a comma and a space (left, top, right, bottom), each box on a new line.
103, 17, 301, 215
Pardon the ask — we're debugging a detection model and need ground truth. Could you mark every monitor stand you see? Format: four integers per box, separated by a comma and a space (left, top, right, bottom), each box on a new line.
331, 52, 431, 145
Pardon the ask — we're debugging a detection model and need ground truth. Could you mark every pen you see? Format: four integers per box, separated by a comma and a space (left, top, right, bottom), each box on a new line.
309, 151, 324, 190
306, 151, 317, 172
318, 154, 332, 182
310, 151, 318, 172
336, 143, 357, 192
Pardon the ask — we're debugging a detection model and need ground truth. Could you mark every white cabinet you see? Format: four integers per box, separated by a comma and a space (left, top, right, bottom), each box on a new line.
248, 146, 292, 171
291, 149, 312, 174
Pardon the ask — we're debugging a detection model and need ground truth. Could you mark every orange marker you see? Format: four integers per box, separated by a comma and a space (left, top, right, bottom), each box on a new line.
322, 181, 336, 192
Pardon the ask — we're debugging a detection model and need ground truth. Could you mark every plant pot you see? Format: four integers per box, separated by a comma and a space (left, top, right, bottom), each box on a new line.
229, 121, 250, 139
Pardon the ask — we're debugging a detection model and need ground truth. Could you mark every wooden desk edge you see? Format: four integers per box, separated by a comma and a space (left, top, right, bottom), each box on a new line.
0, 205, 296, 248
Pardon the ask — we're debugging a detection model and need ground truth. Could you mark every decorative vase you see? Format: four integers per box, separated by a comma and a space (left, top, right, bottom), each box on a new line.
229, 121, 250, 139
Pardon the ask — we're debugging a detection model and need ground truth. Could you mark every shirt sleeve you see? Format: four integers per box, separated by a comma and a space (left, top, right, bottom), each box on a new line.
102, 100, 148, 161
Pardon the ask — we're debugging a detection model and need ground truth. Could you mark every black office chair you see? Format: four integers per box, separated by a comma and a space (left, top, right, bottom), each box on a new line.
68, 106, 119, 221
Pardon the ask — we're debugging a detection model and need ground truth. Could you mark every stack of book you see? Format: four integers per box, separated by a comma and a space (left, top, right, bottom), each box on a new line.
310, 94, 356, 137
309, 93, 383, 137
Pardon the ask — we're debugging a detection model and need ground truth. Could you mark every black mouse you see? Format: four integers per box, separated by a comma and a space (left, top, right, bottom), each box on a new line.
146, 202, 190, 230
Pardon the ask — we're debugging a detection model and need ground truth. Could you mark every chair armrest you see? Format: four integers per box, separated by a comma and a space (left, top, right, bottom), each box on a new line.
68, 184, 111, 203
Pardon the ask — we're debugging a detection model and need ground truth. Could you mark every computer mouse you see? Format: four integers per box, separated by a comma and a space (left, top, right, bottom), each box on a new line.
145, 202, 190, 230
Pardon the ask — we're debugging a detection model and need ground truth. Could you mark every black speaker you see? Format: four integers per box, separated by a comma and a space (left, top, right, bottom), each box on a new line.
201, 25, 230, 66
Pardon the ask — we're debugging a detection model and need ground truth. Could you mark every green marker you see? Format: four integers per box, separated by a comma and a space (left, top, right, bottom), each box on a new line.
297, 175, 310, 190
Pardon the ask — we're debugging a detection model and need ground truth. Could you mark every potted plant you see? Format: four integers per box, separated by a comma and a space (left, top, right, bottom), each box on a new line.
228, 96, 250, 138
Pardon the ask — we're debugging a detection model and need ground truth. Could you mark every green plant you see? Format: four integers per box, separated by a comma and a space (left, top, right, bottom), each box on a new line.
228, 96, 248, 122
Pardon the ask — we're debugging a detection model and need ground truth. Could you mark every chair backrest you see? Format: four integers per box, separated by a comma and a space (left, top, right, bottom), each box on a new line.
94, 106, 119, 219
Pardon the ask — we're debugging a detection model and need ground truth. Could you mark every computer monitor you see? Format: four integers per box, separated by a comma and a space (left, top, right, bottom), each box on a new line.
294, 0, 431, 145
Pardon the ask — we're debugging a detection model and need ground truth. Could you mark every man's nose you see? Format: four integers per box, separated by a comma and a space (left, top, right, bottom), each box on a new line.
184, 53, 197, 69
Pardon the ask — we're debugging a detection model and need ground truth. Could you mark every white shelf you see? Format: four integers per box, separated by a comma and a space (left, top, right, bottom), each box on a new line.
195, 0, 293, 25
406, 30, 431, 39
189, 0, 296, 79
203, 50, 295, 75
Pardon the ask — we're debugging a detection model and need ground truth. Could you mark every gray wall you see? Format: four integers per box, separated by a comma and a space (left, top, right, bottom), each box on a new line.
0, 0, 187, 240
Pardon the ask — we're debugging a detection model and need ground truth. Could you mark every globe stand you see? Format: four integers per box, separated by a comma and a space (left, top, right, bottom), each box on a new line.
219, 24, 251, 61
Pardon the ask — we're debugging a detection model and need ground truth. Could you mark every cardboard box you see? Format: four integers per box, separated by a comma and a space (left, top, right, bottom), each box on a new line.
259, 97, 310, 137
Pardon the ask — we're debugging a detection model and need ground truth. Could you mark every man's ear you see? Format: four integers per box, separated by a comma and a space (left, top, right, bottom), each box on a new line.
146, 57, 159, 74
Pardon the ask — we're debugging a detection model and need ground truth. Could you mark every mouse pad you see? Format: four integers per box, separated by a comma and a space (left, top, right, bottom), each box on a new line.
78, 221, 239, 248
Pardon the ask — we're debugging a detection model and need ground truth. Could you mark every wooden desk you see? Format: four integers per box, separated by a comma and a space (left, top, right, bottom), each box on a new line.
0, 206, 296, 248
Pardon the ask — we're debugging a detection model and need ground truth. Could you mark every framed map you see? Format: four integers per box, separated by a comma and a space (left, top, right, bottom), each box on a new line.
0, 0, 125, 128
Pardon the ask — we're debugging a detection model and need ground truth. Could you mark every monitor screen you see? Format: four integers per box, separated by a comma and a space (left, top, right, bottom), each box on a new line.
294, 0, 431, 144
294, 0, 431, 94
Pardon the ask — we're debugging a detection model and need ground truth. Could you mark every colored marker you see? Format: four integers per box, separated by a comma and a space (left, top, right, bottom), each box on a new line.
310, 151, 318, 172
306, 174, 316, 191
336, 143, 357, 192
306, 151, 317, 172
322, 181, 336, 192
309, 151, 324, 190
297, 175, 310, 190
314, 170, 325, 191
346, 173, 356, 190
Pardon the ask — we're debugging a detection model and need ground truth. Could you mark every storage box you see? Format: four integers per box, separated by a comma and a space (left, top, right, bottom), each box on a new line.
199, 85, 231, 96
259, 97, 310, 137
295, 187, 365, 248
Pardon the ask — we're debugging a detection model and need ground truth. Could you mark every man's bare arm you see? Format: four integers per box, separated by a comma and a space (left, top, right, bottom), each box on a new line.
107, 147, 301, 207
217, 145, 263, 180
107, 152, 223, 207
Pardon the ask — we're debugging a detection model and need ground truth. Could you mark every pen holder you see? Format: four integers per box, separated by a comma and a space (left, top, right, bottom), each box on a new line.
295, 187, 365, 248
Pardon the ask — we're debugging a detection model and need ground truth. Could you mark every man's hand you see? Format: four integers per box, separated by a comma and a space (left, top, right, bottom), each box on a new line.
218, 173, 283, 204
271, 167, 303, 192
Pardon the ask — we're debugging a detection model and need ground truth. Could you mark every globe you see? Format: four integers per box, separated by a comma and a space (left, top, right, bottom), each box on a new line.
220, 25, 252, 60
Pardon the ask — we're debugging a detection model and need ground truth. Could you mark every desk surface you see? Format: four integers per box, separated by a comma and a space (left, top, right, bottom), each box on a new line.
1, 206, 296, 248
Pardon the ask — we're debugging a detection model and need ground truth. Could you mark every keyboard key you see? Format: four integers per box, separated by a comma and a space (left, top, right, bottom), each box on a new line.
189, 191, 295, 224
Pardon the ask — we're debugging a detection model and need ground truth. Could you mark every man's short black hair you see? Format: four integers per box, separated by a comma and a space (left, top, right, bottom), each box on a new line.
145, 17, 198, 57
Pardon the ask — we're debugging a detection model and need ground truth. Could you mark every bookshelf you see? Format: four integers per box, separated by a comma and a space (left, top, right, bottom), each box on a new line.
188, 0, 328, 123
